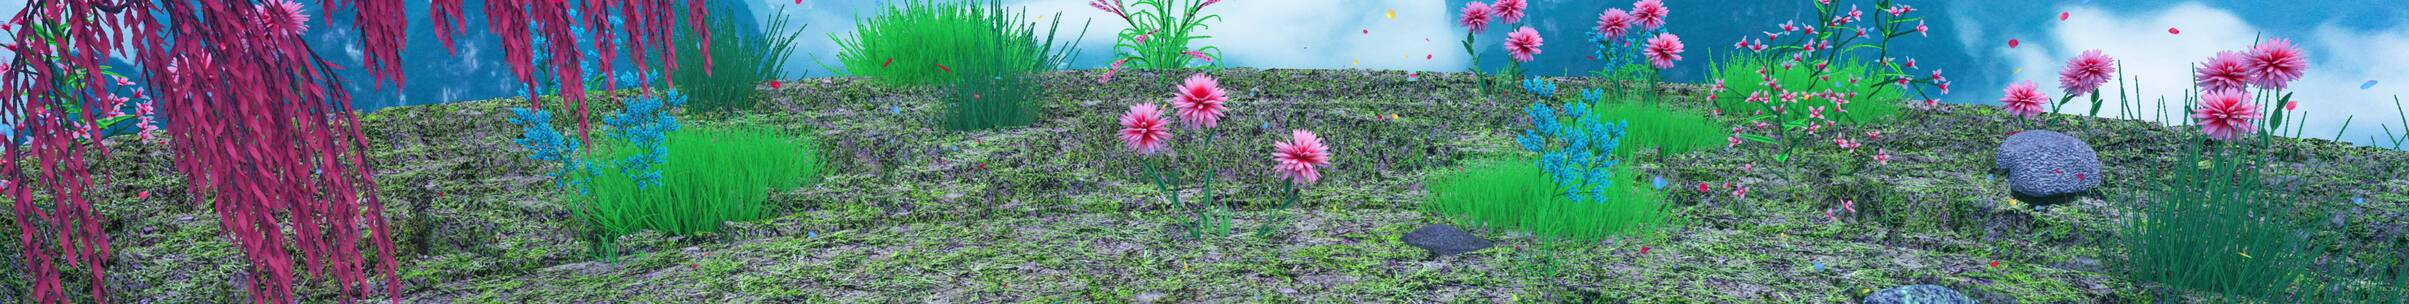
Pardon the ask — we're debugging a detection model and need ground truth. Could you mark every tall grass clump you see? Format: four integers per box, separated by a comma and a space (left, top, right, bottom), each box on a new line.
1577, 89, 1728, 159
2119, 134, 2322, 301
1091, 0, 1225, 70
833, 0, 1079, 87
577, 122, 823, 260
1426, 157, 1670, 242
673, 4, 806, 114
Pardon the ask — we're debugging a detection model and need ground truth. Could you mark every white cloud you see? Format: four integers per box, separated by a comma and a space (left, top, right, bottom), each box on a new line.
2008, 2, 2409, 146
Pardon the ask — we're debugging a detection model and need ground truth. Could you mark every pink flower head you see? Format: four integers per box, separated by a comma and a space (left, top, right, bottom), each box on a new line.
2245, 38, 2308, 89
1271, 129, 1332, 185
2058, 49, 2116, 94
1505, 26, 1544, 62
1119, 103, 1173, 155
2000, 81, 2046, 118
1170, 73, 1230, 129
1874, 149, 1892, 165
2192, 90, 2261, 141
1596, 9, 1636, 40
1644, 33, 1685, 69
1631, 0, 1669, 30
1492, 0, 1527, 24
2195, 51, 2252, 94
258, 0, 309, 36
1458, 2, 1494, 33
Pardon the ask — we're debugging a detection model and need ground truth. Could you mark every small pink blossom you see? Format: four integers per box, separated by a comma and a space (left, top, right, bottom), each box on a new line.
1099, 58, 1129, 83
1505, 27, 1544, 62
1170, 73, 1230, 129
2195, 51, 2252, 94
2000, 81, 2046, 118
1492, 0, 1527, 24
1181, 50, 1215, 62
2192, 90, 2261, 141
2245, 38, 2308, 89
1271, 129, 1332, 185
1874, 149, 1891, 165
258, 0, 309, 36
1643, 33, 1685, 69
1596, 9, 1636, 40
1119, 103, 1172, 155
1631, 0, 1669, 30
1458, 2, 1494, 33
2058, 49, 2116, 94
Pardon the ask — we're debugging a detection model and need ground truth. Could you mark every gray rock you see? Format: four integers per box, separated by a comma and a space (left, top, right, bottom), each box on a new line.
1995, 130, 2102, 198
1863, 284, 1975, 304
1401, 224, 1493, 256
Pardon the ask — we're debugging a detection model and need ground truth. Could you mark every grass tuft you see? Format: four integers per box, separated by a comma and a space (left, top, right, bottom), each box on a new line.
579, 122, 822, 259
1586, 97, 1729, 159
1425, 156, 1672, 243
833, 0, 1076, 87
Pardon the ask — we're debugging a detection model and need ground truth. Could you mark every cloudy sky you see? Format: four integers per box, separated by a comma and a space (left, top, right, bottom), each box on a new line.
766, 0, 2408, 146
1, 0, 2403, 147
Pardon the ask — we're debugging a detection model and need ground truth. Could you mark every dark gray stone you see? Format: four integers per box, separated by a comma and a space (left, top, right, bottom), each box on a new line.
1863, 284, 1975, 304
1401, 224, 1492, 256
1995, 130, 2102, 198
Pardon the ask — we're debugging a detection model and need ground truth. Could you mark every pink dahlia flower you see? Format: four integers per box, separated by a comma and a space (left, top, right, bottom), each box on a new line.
1596, 9, 1636, 41
1644, 33, 1685, 69
1493, 0, 1527, 24
2057, 49, 2116, 94
1119, 103, 1172, 155
1459, 2, 1494, 33
2192, 90, 2261, 141
2194, 51, 2252, 94
1271, 129, 1332, 185
1170, 73, 1230, 129
1632, 0, 1669, 30
2245, 38, 2308, 89
2000, 81, 2046, 118
259, 0, 310, 36
1506, 27, 1544, 62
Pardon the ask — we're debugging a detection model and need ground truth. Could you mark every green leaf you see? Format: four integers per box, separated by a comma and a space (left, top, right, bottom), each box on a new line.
1739, 134, 1777, 144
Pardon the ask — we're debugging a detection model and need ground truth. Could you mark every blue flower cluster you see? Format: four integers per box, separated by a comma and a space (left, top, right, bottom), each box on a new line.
1580, 88, 1606, 104
602, 89, 686, 189
1517, 100, 1629, 204
507, 107, 594, 194
1521, 77, 1558, 98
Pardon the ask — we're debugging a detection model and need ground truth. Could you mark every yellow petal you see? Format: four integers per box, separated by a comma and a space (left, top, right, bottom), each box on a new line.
1386, 9, 1397, 20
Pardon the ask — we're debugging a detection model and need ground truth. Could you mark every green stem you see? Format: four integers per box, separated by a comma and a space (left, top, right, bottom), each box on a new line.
1142, 157, 1191, 238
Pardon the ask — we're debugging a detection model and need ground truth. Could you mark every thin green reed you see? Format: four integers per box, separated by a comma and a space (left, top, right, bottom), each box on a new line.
673, 4, 805, 114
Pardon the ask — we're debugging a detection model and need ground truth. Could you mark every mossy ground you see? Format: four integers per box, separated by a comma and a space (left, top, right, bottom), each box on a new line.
3, 69, 2404, 303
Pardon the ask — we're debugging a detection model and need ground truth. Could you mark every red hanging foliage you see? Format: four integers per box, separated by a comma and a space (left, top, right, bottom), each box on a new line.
469, 0, 712, 143
2, 0, 713, 303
